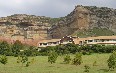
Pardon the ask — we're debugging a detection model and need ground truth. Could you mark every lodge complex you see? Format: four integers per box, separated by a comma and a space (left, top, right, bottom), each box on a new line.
38, 36, 116, 47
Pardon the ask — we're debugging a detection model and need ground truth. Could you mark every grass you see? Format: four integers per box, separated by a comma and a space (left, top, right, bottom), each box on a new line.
0, 53, 116, 73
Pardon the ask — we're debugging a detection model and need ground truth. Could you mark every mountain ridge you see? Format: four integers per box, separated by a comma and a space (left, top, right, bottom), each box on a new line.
0, 5, 116, 40
49, 5, 116, 38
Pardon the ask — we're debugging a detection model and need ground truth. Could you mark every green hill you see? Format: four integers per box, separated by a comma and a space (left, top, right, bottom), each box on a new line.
72, 27, 116, 38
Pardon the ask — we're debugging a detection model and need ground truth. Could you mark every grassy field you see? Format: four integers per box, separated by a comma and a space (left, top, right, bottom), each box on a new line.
0, 53, 116, 73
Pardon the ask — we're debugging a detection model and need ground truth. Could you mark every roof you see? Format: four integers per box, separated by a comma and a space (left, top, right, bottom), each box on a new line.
38, 39, 60, 44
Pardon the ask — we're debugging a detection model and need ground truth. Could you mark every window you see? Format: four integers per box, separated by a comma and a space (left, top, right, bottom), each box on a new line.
43, 43, 47, 45
88, 40, 93, 42
113, 39, 116, 41
40, 43, 42, 45
53, 42, 57, 44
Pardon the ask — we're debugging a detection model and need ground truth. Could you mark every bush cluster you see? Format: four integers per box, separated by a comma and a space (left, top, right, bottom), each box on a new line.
0, 40, 38, 57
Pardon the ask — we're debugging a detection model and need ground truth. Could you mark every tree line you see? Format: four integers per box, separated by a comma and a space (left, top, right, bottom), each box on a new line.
0, 40, 37, 57
0, 40, 116, 56
39, 43, 116, 56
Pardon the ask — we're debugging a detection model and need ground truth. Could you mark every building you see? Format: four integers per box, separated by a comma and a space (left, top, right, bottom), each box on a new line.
73, 36, 116, 45
38, 39, 60, 47
37, 36, 76, 47
37, 36, 116, 47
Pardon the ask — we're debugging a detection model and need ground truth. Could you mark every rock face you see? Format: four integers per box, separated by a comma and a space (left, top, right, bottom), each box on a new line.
49, 5, 116, 38
0, 5, 116, 40
0, 14, 52, 40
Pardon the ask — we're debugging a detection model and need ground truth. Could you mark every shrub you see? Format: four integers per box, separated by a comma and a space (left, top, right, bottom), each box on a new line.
63, 55, 71, 64
0, 55, 8, 65
48, 51, 58, 64
107, 51, 116, 70
64, 43, 80, 54
26, 62, 30, 67
72, 52, 82, 65
17, 55, 28, 67
84, 65, 90, 72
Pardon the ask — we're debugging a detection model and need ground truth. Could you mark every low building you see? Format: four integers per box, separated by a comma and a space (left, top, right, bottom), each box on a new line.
73, 36, 116, 45
38, 39, 60, 47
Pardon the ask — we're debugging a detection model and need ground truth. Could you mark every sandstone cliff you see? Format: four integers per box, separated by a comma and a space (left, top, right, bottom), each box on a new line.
49, 5, 116, 38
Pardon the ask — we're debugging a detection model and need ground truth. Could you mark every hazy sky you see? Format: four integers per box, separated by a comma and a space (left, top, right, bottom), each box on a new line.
0, 0, 116, 18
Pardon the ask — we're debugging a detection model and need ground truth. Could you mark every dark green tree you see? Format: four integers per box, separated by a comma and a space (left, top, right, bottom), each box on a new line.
0, 41, 11, 55
12, 40, 23, 56
24, 46, 37, 56
48, 51, 58, 64
64, 43, 80, 54
91, 44, 102, 53
107, 51, 116, 70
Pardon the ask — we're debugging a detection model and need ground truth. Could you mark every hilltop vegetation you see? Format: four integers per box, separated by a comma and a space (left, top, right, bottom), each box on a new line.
72, 27, 116, 37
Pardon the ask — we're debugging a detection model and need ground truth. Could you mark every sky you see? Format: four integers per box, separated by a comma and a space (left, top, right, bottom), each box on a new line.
0, 0, 116, 18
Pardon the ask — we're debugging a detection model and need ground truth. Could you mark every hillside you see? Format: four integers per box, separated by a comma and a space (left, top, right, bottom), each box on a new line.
72, 27, 116, 38
49, 5, 116, 38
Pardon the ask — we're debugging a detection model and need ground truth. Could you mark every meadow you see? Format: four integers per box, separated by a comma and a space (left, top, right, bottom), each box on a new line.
0, 53, 115, 73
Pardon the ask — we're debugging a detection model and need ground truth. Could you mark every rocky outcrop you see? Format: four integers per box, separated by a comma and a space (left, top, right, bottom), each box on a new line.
49, 5, 116, 38
0, 14, 53, 40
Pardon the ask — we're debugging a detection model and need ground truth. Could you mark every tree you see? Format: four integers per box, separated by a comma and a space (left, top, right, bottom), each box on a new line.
64, 43, 80, 54
80, 45, 92, 55
63, 55, 71, 64
48, 51, 58, 64
91, 44, 102, 53
12, 40, 23, 56
24, 46, 37, 56
0, 41, 11, 55
107, 51, 116, 70
54, 45, 63, 55
72, 52, 82, 66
